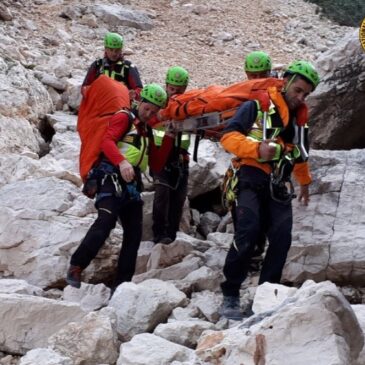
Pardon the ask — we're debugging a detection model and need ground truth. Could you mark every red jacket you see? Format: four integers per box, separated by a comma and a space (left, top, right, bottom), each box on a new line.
100, 112, 174, 173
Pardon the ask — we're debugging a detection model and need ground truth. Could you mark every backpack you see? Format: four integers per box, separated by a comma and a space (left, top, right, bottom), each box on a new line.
78, 75, 131, 182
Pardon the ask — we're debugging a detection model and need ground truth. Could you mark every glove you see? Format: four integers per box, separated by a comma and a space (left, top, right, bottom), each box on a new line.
119, 159, 134, 183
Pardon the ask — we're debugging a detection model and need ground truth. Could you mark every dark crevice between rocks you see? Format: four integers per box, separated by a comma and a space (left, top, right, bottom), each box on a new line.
190, 186, 226, 216
37, 116, 56, 157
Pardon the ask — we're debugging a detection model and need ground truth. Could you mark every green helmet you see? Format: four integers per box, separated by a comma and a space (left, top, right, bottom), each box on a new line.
104, 32, 123, 49
140, 83, 167, 108
244, 51, 272, 72
166, 66, 189, 86
285, 60, 320, 89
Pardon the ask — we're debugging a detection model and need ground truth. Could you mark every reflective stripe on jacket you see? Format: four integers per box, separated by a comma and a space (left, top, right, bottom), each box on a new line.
117, 125, 148, 172
100, 60, 128, 84
220, 89, 312, 185
152, 127, 190, 150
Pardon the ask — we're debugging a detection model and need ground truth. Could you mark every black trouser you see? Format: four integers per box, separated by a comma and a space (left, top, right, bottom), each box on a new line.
221, 166, 293, 297
231, 203, 267, 257
152, 161, 189, 241
71, 194, 143, 287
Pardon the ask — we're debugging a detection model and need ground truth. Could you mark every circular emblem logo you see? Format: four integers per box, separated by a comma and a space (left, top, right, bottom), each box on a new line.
360, 17, 365, 51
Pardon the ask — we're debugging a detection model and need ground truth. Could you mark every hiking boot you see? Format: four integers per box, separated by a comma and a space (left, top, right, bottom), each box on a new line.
219, 295, 243, 321
66, 265, 83, 288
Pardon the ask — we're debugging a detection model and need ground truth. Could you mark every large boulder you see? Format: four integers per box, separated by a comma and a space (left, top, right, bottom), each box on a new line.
108, 279, 187, 341
0, 57, 53, 155
0, 57, 53, 122
48, 308, 119, 365
196, 281, 364, 365
308, 30, 365, 149
284, 149, 365, 286
0, 293, 86, 354
0, 177, 94, 287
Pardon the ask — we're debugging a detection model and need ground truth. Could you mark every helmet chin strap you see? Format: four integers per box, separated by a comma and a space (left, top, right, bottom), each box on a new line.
282, 74, 297, 94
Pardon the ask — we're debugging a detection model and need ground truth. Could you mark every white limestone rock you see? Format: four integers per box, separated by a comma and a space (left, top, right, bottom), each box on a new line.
284, 150, 365, 286
19, 348, 73, 365
108, 279, 187, 341
141, 191, 154, 241
190, 290, 221, 323
0, 293, 86, 354
48, 308, 119, 365
154, 319, 215, 348
0, 56, 53, 123
196, 281, 364, 365
147, 240, 194, 270
0, 177, 93, 288
169, 305, 203, 322
134, 241, 154, 275
252, 282, 298, 314
91, 4, 154, 31
199, 211, 221, 237
133, 254, 203, 283
182, 266, 222, 292
203, 246, 229, 269
63, 282, 111, 312
188, 138, 231, 198
352, 305, 365, 365
206, 231, 234, 248
0, 279, 43, 296
117, 333, 195, 365
0, 116, 41, 154
308, 30, 365, 150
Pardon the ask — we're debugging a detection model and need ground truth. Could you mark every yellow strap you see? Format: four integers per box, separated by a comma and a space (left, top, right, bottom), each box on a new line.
267, 87, 289, 126
123, 135, 135, 144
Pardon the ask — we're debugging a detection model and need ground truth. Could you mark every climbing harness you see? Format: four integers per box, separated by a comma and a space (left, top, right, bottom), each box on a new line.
221, 159, 240, 210
269, 154, 296, 204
